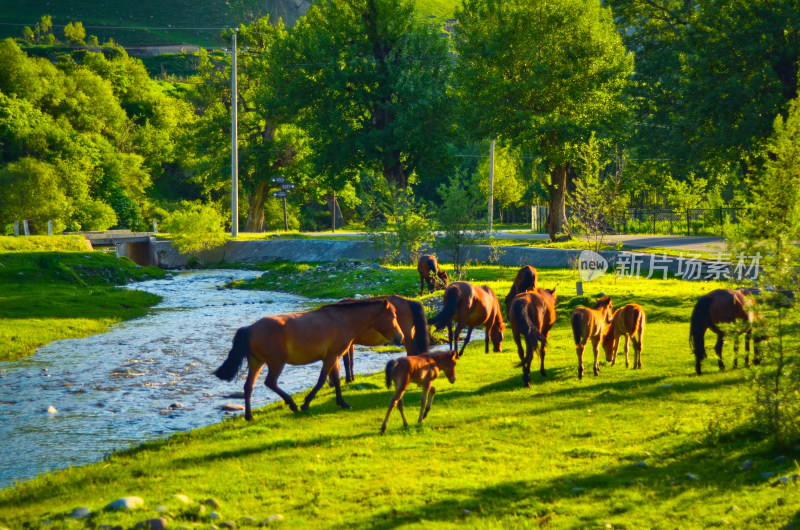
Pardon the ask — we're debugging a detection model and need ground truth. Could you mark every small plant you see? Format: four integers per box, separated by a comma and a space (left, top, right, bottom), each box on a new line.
436, 173, 485, 275
162, 202, 227, 265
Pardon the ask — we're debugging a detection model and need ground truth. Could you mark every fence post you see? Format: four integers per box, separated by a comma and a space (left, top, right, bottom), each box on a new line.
13, 221, 19, 237
47, 220, 53, 236
23, 220, 29, 236
686, 209, 690, 236
152, 220, 158, 234
719, 207, 723, 236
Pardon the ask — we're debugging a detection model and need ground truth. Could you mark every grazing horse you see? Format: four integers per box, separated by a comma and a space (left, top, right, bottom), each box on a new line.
417, 254, 449, 295
213, 299, 404, 420
428, 281, 505, 357
690, 288, 760, 375
337, 295, 430, 383
602, 304, 646, 369
504, 265, 539, 315
571, 297, 614, 379
381, 351, 458, 434
509, 287, 557, 386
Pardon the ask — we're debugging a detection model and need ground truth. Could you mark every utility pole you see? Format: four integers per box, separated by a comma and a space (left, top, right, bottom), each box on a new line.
488, 138, 495, 232
230, 30, 239, 237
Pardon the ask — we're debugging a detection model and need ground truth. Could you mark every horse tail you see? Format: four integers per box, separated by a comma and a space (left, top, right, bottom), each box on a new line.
690, 296, 713, 360
213, 327, 251, 382
385, 359, 398, 389
429, 286, 459, 330
571, 311, 583, 345
511, 298, 533, 339
408, 300, 430, 354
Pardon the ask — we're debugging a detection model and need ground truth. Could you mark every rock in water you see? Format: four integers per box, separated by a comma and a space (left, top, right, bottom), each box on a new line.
105, 496, 144, 510
221, 403, 244, 411
46, 406, 58, 414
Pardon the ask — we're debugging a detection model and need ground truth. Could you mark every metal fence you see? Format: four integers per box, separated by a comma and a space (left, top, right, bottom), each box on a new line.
530, 206, 747, 236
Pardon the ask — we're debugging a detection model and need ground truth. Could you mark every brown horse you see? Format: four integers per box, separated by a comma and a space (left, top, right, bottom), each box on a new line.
381, 351, 458, 434
337, 295, 430, 383
417, 254, 449, 295
213, 299, 404, 420
428, 281, 505, 357
504, 265, 539, 315
571, 297, 614, 379
509, 287, 557, 386
602, 304, 646, 369
690, 288, 760, 375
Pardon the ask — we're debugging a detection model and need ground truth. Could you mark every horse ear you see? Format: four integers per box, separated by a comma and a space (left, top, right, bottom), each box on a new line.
451, 350, 458, 361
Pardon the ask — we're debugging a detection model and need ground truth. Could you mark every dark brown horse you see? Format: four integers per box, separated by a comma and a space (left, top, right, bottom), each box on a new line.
213, 299, 404, 420
504, 265, 539, 315
428, 281, 505, 357
337, 295, 430, 383
570, 297, 614, 379
690, 288, 760, 375
381, 351, 458, 434
602, 304, 646, 369
417, 254, 449, 295
509, 287, 557, 386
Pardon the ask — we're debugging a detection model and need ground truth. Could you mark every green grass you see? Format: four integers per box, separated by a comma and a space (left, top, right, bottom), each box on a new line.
2, 262, 797, 528
0, 236, 165, 361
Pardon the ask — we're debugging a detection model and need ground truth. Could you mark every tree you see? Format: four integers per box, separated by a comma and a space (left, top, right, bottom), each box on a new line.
276, 0, 455, 190
734, 98, 800, 446
162, 202, 227, 262
436, 173, 485, 275
63, 22, 86, 45
0, 158, 71, 234
474, 142, 524, 224
453, 0, 632, 240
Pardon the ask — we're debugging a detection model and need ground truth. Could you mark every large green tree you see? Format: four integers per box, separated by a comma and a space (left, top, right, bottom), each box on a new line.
453, 0, 633, 239
608, 0, 799, 180
275, 0, 455, 191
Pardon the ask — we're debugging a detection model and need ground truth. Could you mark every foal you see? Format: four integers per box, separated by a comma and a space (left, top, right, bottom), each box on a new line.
417, 254, 449, 295
602, 304, 646, 369
381, 351, 458, 434
570, 297, 613, 379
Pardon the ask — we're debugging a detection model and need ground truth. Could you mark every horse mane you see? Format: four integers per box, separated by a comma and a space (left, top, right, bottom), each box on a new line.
405, 299, 431, 354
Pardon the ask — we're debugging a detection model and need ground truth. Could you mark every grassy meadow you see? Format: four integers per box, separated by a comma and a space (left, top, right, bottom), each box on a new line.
0, 236, 165, 361
1, 261, 798, 529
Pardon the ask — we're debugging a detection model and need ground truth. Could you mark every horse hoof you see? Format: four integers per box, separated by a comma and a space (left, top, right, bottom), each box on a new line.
300, 403, 310, 412
339, 402, 352, 410
245, 414, 253, 421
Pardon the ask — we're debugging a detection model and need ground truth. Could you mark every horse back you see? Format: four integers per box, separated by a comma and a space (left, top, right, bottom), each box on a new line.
615, 304, 646, 336
571, 306, 606, 343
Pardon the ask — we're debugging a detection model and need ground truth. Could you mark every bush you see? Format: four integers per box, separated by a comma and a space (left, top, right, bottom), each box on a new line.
162, 202, 227, 262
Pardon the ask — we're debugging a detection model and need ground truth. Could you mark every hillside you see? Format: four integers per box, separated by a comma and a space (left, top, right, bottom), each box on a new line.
0, 0, 458, 47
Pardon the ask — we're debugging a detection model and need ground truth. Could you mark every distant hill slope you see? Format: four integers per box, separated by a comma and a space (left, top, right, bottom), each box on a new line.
0, 0, 458, 47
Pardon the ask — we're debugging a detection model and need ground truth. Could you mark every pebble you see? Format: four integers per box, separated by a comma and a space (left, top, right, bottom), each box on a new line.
642, 451, 651, 457
741, 460, 754, 471
761, 472, 776, 479
729, 506, 740, 512
46, 406, 58, 414
220, 523, 236, 529
205, 498, 222, 509
210, 511, 222, 520
778, 476, 791, 484
355, 385, 366, 390
173, 494, 193, 504
240, 516, 256, 525
793, 474, 800, 482
168, 403, 184, 410
221, 403, 245, 411
659, 384, 672, 389
68, 507, 91, 519
133, 518, 167, 530
775, 455, 787, 464
154, 506, 168, 513
635, 461, 648, 468
105, 496, 144, 510
264, 514, 284, 524
571, 487, 584, 494
686, 473, 699, 480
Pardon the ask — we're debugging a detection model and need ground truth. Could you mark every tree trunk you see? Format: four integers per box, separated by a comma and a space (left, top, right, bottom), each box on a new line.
382, 152, 407, 189
245, 181, 269, 232
544, 164, 570, 240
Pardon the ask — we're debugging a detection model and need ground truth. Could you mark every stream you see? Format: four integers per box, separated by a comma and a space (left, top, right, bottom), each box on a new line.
0, 270, 404, 489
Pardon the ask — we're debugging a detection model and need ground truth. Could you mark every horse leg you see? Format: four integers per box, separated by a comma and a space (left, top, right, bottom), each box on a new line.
243, 359, 264, 421
539, 339, 547, 378
631, 337, 642, 369
714, 332, 726, 371
264, 364, 298, 413
328, 362, 351, 410
592, 336, 601, 376
611, 335, 620, 366
458, 326, 474, 358
397, 398, 409, 428
420, 277, 425, 296
514, 331, 525, 364
381, 386, 407, 435
447, 323, 454, 350
422, 387, 437, 420
576, 342, 586, 380
623, 335, 630, 369
301, 356, 339, 411
418, 382, 431, 423
733, 334, 740, 369
345, 345, 355, 383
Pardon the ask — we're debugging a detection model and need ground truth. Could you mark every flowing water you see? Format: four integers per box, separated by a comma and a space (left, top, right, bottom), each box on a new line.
0, 270, 404, 489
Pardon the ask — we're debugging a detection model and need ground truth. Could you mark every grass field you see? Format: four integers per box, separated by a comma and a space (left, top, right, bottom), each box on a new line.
1, 261, 798, 529
0, 236, 165, 361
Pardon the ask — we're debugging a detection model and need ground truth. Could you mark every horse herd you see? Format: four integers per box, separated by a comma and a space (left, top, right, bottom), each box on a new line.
214, 255, 762, 433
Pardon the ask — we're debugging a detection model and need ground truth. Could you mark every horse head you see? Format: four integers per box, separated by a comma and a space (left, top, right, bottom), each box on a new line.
595, 296, 613, 323
373, 300, 404, 346
437, 269, 450, 288
440, 350, 458, 384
